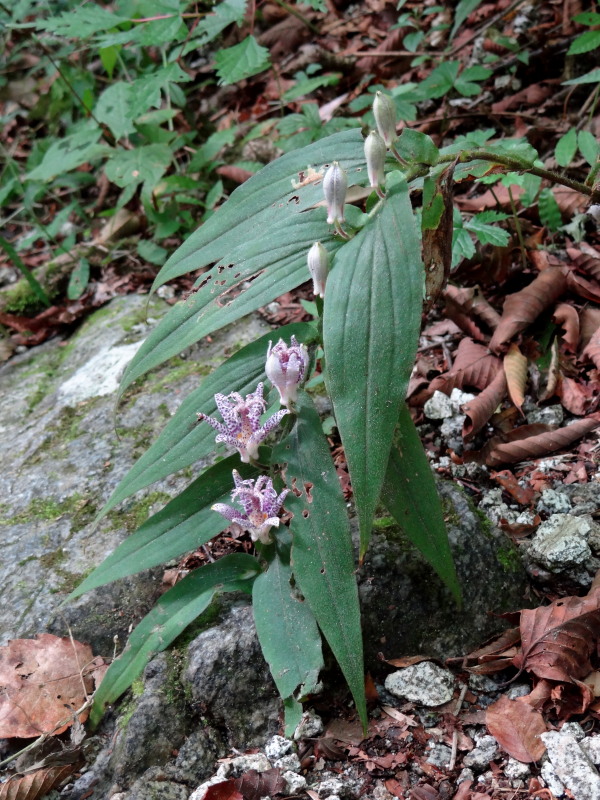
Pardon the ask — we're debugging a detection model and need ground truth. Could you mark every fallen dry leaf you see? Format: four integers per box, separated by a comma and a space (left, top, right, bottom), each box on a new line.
203, 782, 244, 800
504, 342, 528, 413
486, 695, 547, 762
491, 470, 535, 505
557, 376, 598, 416
0, 634, 97, 738
429, 337, 502, 397
582, 325, 600, 370
514, 590, 600, 683
465, 412, 600, 466
0, 765, 76, 800
489, 267, 569, 353
552, 303, 580, 353
462, 370, 508, 440
583, 670, 600, 697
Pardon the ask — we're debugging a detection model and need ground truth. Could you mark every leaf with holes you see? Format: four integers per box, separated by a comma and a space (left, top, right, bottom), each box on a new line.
119, 130, 366, 395
70, 455, 261, 599
272, 392, 366, 729
99, 322, 315, 518
90, 554, 261, 727
381, 405, 460, 602
323, 177, 423, 557
253, 533, 324, 735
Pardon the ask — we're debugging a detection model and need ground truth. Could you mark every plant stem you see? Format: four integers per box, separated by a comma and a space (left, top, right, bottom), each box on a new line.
507, 186, 527, 269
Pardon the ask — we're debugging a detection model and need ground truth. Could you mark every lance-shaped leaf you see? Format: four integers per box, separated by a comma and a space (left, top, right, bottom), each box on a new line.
100, 322, 315, 518
323, 178, 423, 556
69, 455, 260, 600
253, 534, 324, 736
381, 404, 461, 604
119, 211, 349, 397
272, 393, 367, 729
90, 553, 261, 727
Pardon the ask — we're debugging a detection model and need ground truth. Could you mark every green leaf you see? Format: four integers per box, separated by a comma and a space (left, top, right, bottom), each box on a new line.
466, 216, 510, 246
215, 36, 271, 85
183, 0, 246, 51
450, 0, 484, 40
323, 178, 423, 556
272, 393, 366, 729
422, 175, 445, 230
563, 67, 600, 85
454, 65, 492, 96
94, 83, 135, 140
396, 129, 439, 165
67, 257, 90, 300
578, 130, 599, 166
101, 323, 316, 518
70, 455, 260, 599
90, 553, 261, 727
573, 12, 600, 25
538, 188, 562, 232
253, 534, 324, 736
555, 128, 578, 167
35, 5, 128, 36
138, 239, 168, 266
418, 62, 458, 99
99, 45, 120, 78
129, 64, 191, 119
282, 74, 341, 102
105, 144, 172, 188
26, 126, 108, 182
382, 405, 461, 603
567, 29, 600, 55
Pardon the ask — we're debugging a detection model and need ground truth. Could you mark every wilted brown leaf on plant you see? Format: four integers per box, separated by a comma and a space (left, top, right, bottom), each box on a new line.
429, 338, 502, 398
552, 303, 580, 353
489, 267, 569, 353
503, 342, 528, 413
514, 590, 600, 684
465, 412, 600, 466
0, 634, 99, 738
486, 694, 547, 762
462, 370, 508, 440
0, 765, 76, 800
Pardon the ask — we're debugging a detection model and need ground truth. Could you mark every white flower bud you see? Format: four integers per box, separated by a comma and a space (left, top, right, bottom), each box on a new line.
307, 242, 329, 298
323, 161, 347, 225
265, 336, 309, 408
373, 91, 397, 147
365, 130, 386, 191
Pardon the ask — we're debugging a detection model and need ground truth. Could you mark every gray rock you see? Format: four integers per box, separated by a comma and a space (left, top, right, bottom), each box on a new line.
275, 753, 301, 771
264, 735, 293, 761
541, 760, 566, 797
119, 769, 190, 800
173, 727, 224, 784
385, 662, 454, 707
504, 757, 530, 783
424, 391, 454, 419
283, 770, 307, 794
563, 482, 600, 517
183, 604, 280, 748
561, 722, 586, 742
527, 514, 593, 571
457, 767, 474, 784
583, 737, 600, 765
462, 735, 498, 770
537, 489, 572, 516
359, 481, 529, 666
294, 710, 324, 740
541, 731, 600, 800
526, 405, 564, 427
426, 743, 452, 767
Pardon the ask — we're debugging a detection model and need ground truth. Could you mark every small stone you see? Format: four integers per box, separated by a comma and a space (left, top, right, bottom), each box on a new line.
316, 778, 345, 798
526, 405, 564, 427
384, 662, 455, 707
541, 761, 565, 797
537, 489, 572, 516
505, 757, 530, 783
457, 767, 474, 784
426, 743, 452, 768
462, 735, 498, 770
528, 514, 592, 570
265, 735, 293, 761
274, 753, 301, 772
424, 391, 454, 419
542, 731, 600, 800
283, 770, 307, 794
506, 683, 532, 700
560, 722, 586, 742
582, 737, 600, 765
220, 753, 272, 778
468, 674, 499, 694
294, 710, 324, 740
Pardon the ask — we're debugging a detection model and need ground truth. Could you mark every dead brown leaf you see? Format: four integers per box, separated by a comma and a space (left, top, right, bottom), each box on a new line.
486, 695, 547, 762
0, 765, 76, 800
462, 370, 508, 440
552, 303, 580, 353
0, 634, 97, 738
456, 182, 524, 213
504, 342, 528, 413
491, 469, 535, 505
489, 267, 569, 353
429, 338, 502, 397
567, 271, 600, 303
465, 412, 600, 466
582, 325, 600, 369
514, 590, 600, 683
557, 376, 598, 416
203, 782, 244, 800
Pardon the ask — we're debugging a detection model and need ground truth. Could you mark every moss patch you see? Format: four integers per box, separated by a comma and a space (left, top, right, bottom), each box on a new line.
3, 279, 56, 316
107, 491, 171, 533
0, 492, 96, 527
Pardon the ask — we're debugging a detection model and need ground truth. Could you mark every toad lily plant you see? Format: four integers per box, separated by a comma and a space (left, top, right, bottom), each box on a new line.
72, 91, 593, 735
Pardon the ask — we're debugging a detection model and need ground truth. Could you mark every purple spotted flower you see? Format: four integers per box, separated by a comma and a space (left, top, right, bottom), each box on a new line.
265, 335, 309, 408
198, 383, 289, 463
212, 470, 289, 544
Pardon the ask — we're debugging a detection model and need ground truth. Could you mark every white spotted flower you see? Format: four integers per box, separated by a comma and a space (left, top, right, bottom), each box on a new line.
212, 470, 289, 544
265, 335, 309, 408
198, 384, 289, 463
